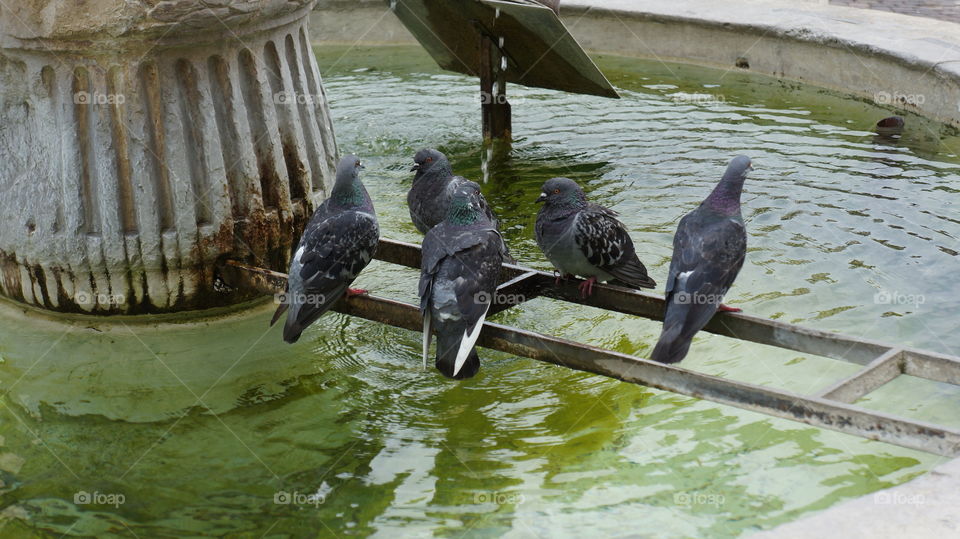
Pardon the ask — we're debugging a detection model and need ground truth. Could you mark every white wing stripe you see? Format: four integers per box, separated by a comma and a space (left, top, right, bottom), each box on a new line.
453, 304, 490, 377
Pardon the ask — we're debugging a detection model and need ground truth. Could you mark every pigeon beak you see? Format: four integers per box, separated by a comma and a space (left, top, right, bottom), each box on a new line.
535, 192, 547, 203
410, 163, 420, 172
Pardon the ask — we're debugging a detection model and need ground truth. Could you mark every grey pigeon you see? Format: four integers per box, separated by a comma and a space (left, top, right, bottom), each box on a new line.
419, 181, 508, 379
535, 177, 656, 298
651, 155, 752, 364
271, 155, 380, 343
407, 148, 496, 234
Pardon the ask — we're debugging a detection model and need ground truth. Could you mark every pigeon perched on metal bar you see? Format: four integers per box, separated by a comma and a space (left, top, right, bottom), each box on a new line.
651, 155, 752, 364
407, 148, 496, 234
419, 181, 508, 379
271, 155, 380, 343
535, 177, 656, 298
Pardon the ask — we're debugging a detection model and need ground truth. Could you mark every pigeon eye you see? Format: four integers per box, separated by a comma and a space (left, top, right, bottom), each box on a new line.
426, 157, 433, 163
553, 189, 560, 194
355, 160, 361, 167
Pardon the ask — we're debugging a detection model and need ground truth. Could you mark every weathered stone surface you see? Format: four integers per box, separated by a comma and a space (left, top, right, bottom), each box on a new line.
831, 0, 960, 24
0, 0, 316, 44
0, 0, 338, 314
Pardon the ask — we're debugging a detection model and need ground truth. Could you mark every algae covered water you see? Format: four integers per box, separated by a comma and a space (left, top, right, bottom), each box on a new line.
0, 44, 959, 537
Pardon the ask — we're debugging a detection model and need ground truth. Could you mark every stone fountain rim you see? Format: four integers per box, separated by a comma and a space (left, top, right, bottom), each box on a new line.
0, 1, 318, 53
310, 0, 960, 128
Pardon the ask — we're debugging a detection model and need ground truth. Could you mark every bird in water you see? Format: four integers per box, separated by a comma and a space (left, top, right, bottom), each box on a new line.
419, 181, 508, 379
271, 155, 379, 343
407, 148, 496, 234
535, 177, 656, 298
650, 155, 753, 364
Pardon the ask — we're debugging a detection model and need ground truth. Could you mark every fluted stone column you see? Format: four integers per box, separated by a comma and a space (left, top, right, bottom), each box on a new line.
0, 0, 337, 314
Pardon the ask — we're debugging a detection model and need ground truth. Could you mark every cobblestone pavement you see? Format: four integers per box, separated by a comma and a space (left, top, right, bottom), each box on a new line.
830, 0, 960, 23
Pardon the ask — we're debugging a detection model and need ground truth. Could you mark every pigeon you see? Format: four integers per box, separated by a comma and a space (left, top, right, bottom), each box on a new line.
650, 155, 753, 364
407, 148, 496, 234
419, 181, 508, 379
535, 177, 656, 298
271, 155, 380, 343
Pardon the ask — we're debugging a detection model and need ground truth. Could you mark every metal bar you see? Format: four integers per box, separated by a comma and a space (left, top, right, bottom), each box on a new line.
221, 260, 287, 294
816, 349, 904, 403
373, 238, 899, 366
217, 242, 960, 456
331, 293, 960, 457
479, 33, 511, 141
490, 270, 541, 315
227, 239, 960, 383
480, 32, 494, 141
903, 349, 960, 386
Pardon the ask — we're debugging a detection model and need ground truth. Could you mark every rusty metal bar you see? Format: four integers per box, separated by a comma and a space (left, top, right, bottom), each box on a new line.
480, 33, 511, 141
217, 238, 960, 456
490, 270, 541, 315
373, 239, 903, 366
327, 293, 960, 457
221, 260, 287, 294
816, 349, 904, 403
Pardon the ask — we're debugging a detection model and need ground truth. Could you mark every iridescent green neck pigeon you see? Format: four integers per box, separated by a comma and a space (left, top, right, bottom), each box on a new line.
419, 181, 508, 379
271, 155, 380, 343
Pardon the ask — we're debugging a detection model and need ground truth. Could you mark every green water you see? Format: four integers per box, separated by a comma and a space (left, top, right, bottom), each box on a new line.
1, 44, 960, 537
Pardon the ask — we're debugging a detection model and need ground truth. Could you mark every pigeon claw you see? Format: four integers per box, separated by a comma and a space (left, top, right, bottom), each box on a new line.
718, 304, 742, 313
346, 288, 369, 298
578, 277, 597, 299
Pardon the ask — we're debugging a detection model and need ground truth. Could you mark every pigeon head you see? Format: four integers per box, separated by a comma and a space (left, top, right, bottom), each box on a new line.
446, 181, 486, 225
704, 155, 752, 215
536, 177, 587, 209
411, 148, 451, 180
332, 154, 367, 206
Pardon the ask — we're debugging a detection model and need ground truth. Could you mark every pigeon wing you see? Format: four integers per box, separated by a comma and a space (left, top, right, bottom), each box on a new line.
575, 203, 656, 288
293, 210, 380, 322
665, 211, 746, 328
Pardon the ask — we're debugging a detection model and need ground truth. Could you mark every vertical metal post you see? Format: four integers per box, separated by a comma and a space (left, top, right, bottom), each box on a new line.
480, 33, 511, 142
